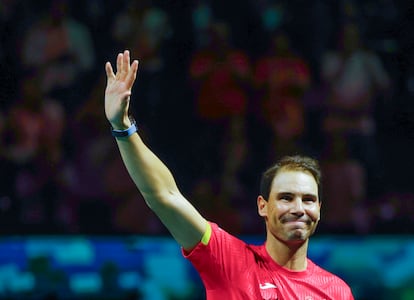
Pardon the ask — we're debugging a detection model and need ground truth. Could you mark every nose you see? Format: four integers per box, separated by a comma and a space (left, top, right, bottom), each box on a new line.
290, 197, 305, 216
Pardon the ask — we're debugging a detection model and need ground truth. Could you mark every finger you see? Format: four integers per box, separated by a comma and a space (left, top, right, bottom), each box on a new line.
124, 50, 130, 71
125, 60, 139, 89
120, 50, 130, 80
115, 52, 123, 80
105, 62, 115, 84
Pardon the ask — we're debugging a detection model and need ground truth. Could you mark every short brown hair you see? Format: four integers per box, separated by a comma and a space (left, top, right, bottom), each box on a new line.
259, 155, 322, 201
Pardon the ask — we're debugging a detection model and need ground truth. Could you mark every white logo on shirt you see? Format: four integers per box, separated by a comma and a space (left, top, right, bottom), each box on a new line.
259, 282, 278, 290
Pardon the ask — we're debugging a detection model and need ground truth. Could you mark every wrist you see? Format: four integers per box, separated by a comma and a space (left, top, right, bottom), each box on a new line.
110, 117, 132, 130
111, 116, 137, 138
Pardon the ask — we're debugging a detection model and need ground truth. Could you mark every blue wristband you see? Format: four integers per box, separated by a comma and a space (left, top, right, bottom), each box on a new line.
111, 122, 137, 138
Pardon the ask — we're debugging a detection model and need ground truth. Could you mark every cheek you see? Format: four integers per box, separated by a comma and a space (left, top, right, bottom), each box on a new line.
272, 203, 288, 216
270, 204, 291, 223
307, 206, 321, 222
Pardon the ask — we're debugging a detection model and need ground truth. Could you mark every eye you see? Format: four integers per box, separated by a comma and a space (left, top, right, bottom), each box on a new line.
279, 194, 292, 201
303, 197, 316, 203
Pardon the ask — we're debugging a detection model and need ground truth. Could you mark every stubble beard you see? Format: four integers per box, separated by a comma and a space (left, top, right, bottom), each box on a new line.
283, 221, 318, 243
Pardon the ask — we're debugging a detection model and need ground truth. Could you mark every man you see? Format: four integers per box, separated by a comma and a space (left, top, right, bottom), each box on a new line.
104, 50, 354, 299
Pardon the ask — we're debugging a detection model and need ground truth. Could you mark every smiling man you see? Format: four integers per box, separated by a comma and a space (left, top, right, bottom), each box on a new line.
260, 159, 321, 238
104, 50, 354, 299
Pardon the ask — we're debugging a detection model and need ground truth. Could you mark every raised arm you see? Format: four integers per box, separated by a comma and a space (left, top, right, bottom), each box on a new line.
104, 50, 207, 250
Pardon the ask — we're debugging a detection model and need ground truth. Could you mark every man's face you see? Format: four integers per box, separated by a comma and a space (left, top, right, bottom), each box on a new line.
258, 170, 321, 245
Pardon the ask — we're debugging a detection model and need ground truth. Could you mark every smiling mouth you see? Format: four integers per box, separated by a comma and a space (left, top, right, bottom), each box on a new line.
286, 221, 306, 226
283, 217, 310, 224
283, 220, 311, 230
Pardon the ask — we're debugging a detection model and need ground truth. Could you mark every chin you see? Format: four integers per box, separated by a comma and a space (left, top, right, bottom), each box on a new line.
284, 237, 307, 248
286, 229, 309, 241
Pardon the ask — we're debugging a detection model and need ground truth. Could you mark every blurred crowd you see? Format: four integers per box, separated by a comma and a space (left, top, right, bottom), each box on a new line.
0, 0, 413, 236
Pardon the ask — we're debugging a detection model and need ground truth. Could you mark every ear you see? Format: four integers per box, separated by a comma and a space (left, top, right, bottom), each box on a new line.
257, 195, 268, 217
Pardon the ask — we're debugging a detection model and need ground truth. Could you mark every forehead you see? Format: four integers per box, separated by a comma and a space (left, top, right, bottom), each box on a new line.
270, 170, 318, 195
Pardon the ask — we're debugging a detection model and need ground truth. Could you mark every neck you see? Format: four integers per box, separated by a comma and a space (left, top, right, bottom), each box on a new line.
265, 235, 309, 271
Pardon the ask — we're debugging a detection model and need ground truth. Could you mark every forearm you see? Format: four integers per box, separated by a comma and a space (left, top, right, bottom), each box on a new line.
115, 133, 178, 205
115, 132, 207, 249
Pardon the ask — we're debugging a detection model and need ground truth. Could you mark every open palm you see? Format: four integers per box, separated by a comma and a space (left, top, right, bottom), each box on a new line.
105, 50, 139, 129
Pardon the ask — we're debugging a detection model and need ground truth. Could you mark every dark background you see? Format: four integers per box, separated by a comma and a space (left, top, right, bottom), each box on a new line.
0, 0, 413, 236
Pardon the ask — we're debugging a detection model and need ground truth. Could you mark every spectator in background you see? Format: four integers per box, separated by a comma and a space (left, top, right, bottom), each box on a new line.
63, 75, 121, 233
111, 0, 152, 50
253, 30, 311, 162
1, 70, 67, 233
189, 21, 252, 231
189, 21, 250, 125
4, 72, 44, 165
319, 135, 368, 234
20, 0, 95, 112
189, 20, 251, 167
321, 21, 391, 201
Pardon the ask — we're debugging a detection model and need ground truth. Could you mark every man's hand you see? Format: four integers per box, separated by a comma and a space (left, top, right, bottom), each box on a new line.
105, 50, 139, 130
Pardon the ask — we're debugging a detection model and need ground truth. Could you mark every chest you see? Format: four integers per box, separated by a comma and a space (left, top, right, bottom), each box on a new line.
231, 266, 336, 300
